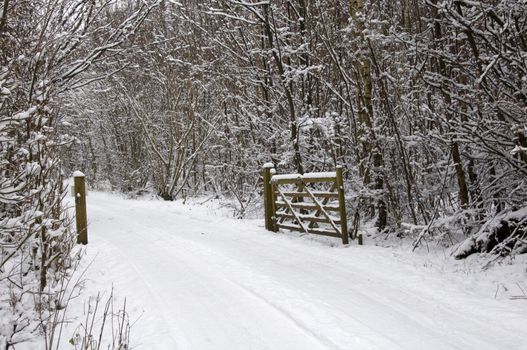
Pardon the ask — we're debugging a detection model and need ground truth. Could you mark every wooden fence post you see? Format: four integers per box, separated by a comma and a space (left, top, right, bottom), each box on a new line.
336, 166, 349, 245
262, 163, 276, 232
73, 171, 88, 244
270, 182, 278, 232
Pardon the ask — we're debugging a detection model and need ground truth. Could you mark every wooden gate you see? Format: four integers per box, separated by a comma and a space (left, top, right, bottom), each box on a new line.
262, 164, 349, 244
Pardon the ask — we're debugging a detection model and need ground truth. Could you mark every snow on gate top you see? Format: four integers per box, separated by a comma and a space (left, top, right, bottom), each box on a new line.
270, 171, 336, 183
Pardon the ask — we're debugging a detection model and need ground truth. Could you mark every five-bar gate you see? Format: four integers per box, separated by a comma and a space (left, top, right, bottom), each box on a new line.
262, 164, 349, 244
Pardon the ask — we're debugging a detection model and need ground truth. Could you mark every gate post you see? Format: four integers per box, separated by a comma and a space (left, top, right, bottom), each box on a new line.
262, 163, 276, 232
336, 166, 349, 244
73, 171, 88, 244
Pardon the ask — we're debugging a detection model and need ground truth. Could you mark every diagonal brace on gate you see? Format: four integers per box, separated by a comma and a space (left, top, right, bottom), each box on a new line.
302, 186, 341, 236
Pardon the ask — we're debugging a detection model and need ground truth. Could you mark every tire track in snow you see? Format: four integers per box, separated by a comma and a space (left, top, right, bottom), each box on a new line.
137, 226, 492, 350
178, 218, 527, 350
87, 197, 333, 350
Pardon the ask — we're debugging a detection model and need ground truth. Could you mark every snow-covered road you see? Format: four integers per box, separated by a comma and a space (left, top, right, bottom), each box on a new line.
71, 192, 527, 350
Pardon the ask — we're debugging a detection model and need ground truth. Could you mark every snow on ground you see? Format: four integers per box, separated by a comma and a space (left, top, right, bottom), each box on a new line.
62, 191, 527, 350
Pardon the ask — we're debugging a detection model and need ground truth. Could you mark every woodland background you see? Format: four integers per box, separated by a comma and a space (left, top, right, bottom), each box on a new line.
1, 0, 526, 348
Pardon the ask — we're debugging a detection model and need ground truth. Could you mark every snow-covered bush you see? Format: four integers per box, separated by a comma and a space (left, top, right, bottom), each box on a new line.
0, 0, 157, 347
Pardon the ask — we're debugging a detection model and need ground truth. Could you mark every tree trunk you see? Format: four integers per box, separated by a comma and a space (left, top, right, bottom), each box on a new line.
350, 0, 386, 229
